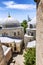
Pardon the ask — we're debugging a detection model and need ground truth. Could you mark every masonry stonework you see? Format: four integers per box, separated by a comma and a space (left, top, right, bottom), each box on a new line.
36, 0, 43, 65
0, 44, 7, 65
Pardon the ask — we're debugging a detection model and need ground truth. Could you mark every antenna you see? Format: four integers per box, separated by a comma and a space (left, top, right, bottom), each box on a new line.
28, 15, 31, 22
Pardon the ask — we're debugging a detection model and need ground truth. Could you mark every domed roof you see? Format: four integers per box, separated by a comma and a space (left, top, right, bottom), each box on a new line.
0, 16, 20, 27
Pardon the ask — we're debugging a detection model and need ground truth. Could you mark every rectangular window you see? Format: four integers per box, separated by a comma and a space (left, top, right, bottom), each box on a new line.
31, 32, 33, 36
14, 32, 16, 36
2, 32, 8, 36
18, 32, 20, 35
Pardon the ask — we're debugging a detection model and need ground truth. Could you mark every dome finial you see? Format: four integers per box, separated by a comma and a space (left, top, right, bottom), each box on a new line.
8, 12, 11, 18
27, 15, 31, 22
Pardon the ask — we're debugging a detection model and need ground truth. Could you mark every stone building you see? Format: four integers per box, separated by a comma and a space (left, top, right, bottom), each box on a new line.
24, 17, 36, 49
26, 17, 36, 40
0, 37, 23, 52
36, 0, 43, 65
0, 15, 24, 53
0, 15, 24, 39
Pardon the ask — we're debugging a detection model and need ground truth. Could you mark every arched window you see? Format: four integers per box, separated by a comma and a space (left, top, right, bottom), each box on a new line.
30, 24, 33, 28
2, 32, 8, 36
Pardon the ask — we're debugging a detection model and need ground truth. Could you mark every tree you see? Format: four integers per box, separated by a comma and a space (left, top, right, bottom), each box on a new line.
24, 48, 36, 65
21, 20, 28, 33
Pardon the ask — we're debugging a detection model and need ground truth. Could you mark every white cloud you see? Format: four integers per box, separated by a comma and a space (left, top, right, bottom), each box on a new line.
3, 1, 36, 10
3, 1, 16, 6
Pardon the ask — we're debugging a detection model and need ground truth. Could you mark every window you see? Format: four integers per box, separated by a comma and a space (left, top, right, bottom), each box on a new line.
14, 44, 16, 51
14, 32, 16, 36
30, 24, 33, 28
2, 32, 8, 36
18, 32, 20, 35
0, 27, 2, 29
31, 32, 33, 36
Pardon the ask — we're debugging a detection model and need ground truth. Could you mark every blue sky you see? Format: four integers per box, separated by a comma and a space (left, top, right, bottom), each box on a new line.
0, 0, 36, 22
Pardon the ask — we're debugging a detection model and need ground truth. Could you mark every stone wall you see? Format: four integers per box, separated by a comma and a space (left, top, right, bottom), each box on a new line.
0, 43, 7, 65
24, 35, 34, 48
0, 27, 24, 39
36, 0, 43, 65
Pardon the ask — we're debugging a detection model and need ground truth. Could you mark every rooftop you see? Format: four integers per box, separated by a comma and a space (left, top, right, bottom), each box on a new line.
27, 40, 36, 48
0, 37, 23, 43
26, 28, 36, 31
24, 34, 34, 37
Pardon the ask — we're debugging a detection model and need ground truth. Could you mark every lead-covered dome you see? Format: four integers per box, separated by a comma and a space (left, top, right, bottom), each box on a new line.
0, 16, 20, 28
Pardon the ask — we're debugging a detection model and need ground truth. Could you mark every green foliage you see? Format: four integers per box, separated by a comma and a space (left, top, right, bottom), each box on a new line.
24, 48, 36, 65
21, 20, 28, 33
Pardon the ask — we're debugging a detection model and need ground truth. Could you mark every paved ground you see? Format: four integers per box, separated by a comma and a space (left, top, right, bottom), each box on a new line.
8, 50, 25, 65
